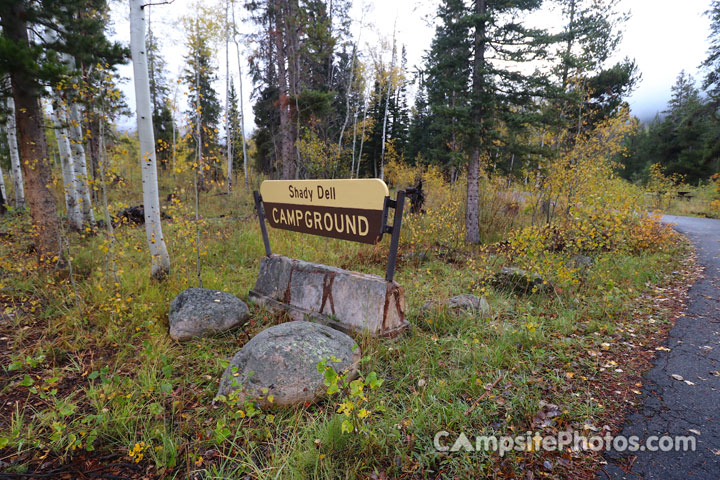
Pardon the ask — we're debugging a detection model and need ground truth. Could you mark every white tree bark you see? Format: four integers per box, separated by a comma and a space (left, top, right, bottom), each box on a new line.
357, 96, 368, 179
41, 26, 91, 224
231, 0, 249, 190
0, 125, 6, 204
5, 96, 25, 209
51, 99, 83, 230
337, 43, 357, 154
379, 24, 397, 181
68, 103, 95, 225
350, 108, 358, 178
0, 161, 7, 205
130, 0, 171, 279
225, 0, 232, 193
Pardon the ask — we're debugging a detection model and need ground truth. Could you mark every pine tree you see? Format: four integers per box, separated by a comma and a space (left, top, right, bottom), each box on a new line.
421, 0, 552, 242
554, 0, 637, 136
423, 0, 472, 174
147, 6, 174, 169
622, 72, 720, 184
183, 13, 222, 186
406, 78, 433, 165
226, 80, 245, 181
656, 71, 717, 182
702, 0, 720, 100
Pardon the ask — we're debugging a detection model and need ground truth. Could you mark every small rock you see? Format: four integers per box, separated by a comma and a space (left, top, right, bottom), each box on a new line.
169, 288, 250, 341
422, 294, 491, 317
568, 254, 594, 269
493, 267, 551, 294
403, 250, 429, 263
217, 321, 360, 407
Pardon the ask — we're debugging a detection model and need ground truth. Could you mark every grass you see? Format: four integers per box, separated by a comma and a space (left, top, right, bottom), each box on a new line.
647, 183, 720, 219
0, 171, 692, 479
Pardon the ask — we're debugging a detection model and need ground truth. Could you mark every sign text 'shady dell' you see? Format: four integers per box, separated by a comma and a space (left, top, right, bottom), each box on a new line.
287, 185, 336, 202
259, 179, 389, 244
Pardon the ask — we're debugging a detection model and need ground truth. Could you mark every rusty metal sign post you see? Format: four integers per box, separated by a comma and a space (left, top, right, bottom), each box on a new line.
253, 179, 405, 282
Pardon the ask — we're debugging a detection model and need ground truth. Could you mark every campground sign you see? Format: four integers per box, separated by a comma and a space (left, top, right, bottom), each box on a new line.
253, 178, 406, 282
259, 179, 390, 244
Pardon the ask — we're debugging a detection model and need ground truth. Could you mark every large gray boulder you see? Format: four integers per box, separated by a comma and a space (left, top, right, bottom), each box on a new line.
169, 288, 250, 341
422, 294, 491, 317
217, 321, 360, 407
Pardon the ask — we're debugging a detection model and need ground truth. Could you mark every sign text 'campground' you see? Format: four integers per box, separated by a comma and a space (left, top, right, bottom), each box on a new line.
259, 179, 389, 244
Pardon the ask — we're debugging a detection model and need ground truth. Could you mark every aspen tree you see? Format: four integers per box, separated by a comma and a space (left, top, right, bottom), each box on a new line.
129, 0, 171, 279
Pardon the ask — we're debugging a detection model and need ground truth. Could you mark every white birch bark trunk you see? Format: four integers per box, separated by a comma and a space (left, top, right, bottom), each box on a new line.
0, 162, 6, 205
337, 43, 357, 157
68, 103, 95, 225
357, 96, 368, 179
0, 125, 6, 204
350, 108, 358, 178
379, 26, 397, 181
130, 0, 171, 279
5, 96, 25, 208
231, 0, 249, 189
225, 0, 232, 193
51, 99, 83, 230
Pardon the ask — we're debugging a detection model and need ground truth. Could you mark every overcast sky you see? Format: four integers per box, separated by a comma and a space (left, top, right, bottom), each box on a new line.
109, 0, 714, 131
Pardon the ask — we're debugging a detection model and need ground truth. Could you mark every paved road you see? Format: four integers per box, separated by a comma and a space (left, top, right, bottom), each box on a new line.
601, 215, 720, 479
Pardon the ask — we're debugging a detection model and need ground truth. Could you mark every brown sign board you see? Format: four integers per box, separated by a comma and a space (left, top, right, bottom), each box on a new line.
259, 179, 390, 244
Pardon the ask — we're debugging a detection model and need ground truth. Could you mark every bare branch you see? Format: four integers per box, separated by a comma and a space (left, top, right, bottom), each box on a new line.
141, 0, 175, 8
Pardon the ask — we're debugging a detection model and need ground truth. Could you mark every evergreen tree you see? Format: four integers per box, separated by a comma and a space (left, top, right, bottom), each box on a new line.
702, 0, 720, 100
554, 0, 637, 136
421, 0, 552, 242
656, 71, 717, 183
621, 72, 719, 184
422, 0, 472, 175
226, 80, 245, 177
405, 78, 434, 165
147, 6, 174, 169
183, 14, 222, 184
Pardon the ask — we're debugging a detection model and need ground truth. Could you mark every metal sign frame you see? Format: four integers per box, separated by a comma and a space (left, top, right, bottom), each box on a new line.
253, 189, 406, 283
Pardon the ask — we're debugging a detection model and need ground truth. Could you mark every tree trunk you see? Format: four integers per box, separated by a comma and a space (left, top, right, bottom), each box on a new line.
51, 98, 83, 230
379, 26, 396, 181
225, 0, 232, 193
350, 108, 358, 178
337, 43, 357, 168
130, 0, 171, 279
357, 97, 368, 178
68, 103, 95, 226
561, 0, 576, 90
194, 65, 207, 192
0, 162, 7, 214
274, 6, 295, 180
466, 0, 487, 244
231, 0, 250, 190
465, 150, 481, 243
13, 87, 63, 259
1, 5, 62, 261
86, 110, 101, 200
5, 96, 26, 209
